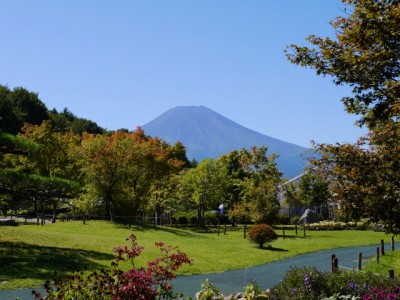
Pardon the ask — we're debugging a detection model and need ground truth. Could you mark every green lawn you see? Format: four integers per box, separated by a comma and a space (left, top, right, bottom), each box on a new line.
363, 248, 400, 275
0, 220, 394, 290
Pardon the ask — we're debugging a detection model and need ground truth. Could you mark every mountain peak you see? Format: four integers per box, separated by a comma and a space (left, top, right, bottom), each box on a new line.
142, 106, 307, 178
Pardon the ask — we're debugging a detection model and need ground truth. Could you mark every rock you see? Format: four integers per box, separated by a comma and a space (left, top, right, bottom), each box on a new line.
298, 209, 319, 224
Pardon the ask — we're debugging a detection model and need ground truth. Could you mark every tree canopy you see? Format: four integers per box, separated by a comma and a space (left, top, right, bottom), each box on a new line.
286, 0, 400, 129
287, 0, 400, 233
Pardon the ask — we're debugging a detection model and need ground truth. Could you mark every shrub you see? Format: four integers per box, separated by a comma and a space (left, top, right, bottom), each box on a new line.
307, 221, 357, 231
248, 224, 278, 248
177, 215, 188, 225
277, 214, 290, 225
45, 234, 192, 300
57, 213, 67, 222
205, 211, 219, 226
0, 219, 17, 226
189, 215, 198, 226
195, 279, 224, 300
265, 267, 400, 300
290, 216, 301, 225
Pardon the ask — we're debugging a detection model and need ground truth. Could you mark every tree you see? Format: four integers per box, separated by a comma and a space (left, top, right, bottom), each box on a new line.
48, 107, 105, 134
297, 173, 331, 213
0, 132, 80, 220
312, 137, 400, 231
281, 180, 302, 218
77, 128, 186, 219
18, 120, 80, 179
286, 0, 400, 130
0, 86, 20, 134
178, 159, 229, 227
8, 87, 49, 131
235, 146, 282, 224
287, 0, 400, 234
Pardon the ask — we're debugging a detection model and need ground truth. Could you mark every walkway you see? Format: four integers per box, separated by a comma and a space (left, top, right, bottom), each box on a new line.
172, 242, 397, 298
0, 242, 396, 300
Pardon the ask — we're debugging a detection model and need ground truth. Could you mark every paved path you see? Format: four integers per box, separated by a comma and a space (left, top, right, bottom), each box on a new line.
0, 242, 396, 300
172, 242, 398, 298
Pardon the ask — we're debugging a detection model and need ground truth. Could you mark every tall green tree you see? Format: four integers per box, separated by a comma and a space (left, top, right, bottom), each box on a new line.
0, 86, 20, 134
239, 146, 282, 224
297, 172, 331, 218
7, 86, 49, 133
179, 159, 229, 227
228, 146, 282, 224
281, 180, 302, 218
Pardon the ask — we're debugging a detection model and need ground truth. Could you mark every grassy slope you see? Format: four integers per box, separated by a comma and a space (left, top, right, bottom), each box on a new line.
364, 249, 400, 275
0, 221, 393, 290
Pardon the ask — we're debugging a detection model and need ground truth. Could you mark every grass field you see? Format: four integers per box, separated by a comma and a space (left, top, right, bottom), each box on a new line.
0, 220, 394, 290
364, 248, 400, 275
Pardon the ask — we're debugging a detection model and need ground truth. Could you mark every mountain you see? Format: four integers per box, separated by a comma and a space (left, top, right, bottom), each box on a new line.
142, 106, 308, 178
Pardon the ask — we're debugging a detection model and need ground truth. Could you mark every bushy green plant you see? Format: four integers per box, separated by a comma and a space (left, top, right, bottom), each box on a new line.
277, 214, 290, 225
248, 224, 278, 248
205, 211, 219, 226
243, 281, 263, 299
189, 215, 198, 226
354, 222, 368, 231
174, 211, 198, 226
57, 213, 67, 222
195, 279, 224, 300
290, 215, 301, 225
266, 267, 400, 300
177, 215, 188, 225
307, 221, 356, 231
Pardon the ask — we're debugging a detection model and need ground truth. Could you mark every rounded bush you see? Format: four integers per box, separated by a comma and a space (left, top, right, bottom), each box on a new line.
248, 224, 278, 248
290, 216, 300, 225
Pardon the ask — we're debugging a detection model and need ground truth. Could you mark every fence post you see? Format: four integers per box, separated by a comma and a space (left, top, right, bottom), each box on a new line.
358, 252, 362, 271
331, 254, 336, 273
217, 223, 220, 236
376, 247, 380, 263
392, 236, 395, 251
224, 224, 227, 235
333, 257, 338, 273
244, 224, 247, 239
381, 239, 385, 256
389, 269, 394, 278
283, 228, 285, 239
295, 224, 298, 235
303, 223, 306, 237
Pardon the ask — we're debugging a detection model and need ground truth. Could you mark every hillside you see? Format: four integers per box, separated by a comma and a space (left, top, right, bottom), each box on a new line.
142, 106, 308, 178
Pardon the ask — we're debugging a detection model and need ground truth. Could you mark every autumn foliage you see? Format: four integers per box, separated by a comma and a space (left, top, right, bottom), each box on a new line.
248, 224, 278, 249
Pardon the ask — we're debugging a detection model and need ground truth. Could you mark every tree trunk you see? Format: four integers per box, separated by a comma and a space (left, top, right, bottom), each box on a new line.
52, 203, 56, 223
40, 199, 44, 226
105, 193, 113, 221
197, 203, 205, 228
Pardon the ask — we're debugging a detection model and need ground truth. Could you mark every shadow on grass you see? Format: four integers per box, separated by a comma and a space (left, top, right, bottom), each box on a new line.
250, 245, 290, 252
268, 247, 289, 252
0, 241, 114, 282
112, 221, 211, 239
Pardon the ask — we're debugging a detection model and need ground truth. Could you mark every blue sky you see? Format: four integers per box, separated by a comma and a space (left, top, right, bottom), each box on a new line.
0, 1, 366, 148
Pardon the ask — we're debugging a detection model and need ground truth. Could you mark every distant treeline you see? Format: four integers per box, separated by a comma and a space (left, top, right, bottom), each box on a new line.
0, 84, 104, 135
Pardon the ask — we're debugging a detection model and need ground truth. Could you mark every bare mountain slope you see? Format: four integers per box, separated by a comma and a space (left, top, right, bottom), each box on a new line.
142, 106, 307, 178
